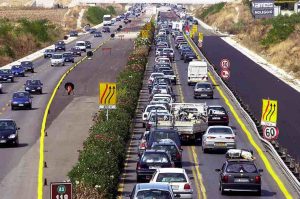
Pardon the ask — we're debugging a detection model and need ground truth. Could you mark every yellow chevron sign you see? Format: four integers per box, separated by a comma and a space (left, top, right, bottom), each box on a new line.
99, 82, 117, 109
261, 99, 278, 126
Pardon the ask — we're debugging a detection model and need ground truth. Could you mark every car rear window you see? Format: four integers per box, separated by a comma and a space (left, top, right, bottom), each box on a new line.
136, 190, 172, 199
226, 163, 258, 173
153, 131, 178, 142
208, 128, 232, 134
152, 144, 178, 154
196, 84, 212, 89
142, 153, 169, 163
156, 173, 187, 183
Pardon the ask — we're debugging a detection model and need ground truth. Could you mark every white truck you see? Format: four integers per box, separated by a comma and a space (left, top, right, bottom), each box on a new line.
171, 103, 208, 142
172, 21, 183, 32
187, 60, 208, 85
103, 15, 112, 26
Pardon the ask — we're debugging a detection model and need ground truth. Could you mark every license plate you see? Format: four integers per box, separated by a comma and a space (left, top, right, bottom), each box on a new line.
31, 90, 35, 92
171, 185, 179, 190
201, 94, 207, 96
0, 140, 6, 143
212, 117, 220, 119
215, 143, 225, 147
18, 104, 24, 107
149, 166, 159, 169
234, 178, 249, 183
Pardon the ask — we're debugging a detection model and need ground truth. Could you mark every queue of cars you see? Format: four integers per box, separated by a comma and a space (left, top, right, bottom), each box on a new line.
128, 11, 263, 198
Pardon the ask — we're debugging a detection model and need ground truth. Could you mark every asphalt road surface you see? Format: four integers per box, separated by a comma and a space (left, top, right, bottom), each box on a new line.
118, 10, 299, 199
0, 15, 139, 199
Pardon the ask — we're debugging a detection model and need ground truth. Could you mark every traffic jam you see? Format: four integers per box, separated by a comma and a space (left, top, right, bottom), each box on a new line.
128, 10, 264, 198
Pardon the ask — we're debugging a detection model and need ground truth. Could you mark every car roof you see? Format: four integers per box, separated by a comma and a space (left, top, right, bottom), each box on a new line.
207, 126, 232, 130
156, 168, 186, 173
136, 182, 171, 191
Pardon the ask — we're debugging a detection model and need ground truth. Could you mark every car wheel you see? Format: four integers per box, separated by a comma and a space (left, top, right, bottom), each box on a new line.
14, 138, 19, 147
40, 90, 43, 94
11, 78, 14, 83
11, 106, 14, 111
202, 146, 207, 153
31, 69, 34, 73
142, 123, 145, 128
173, 80, 176, 85
188, 82, 191, 86
28, 104, 32, 110
184, 59, 187, 63
256, 189, 261, 196
220, 184, 225, 195
136, 175, 142, 183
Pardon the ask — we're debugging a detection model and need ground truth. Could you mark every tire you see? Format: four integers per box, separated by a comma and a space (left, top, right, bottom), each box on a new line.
256, 189, 261, 196
11, 78, 14, 83
142, 123, 145, 128
11, 106, 15, 111
188, 82, 191, 86
220, 184, 225, 195
202, 147, 208, 153
28, 104, 32, 110
14, 138, 19, 147
31, 69, 34, 73
136, 175, 142, 183
40, 90, 43, 94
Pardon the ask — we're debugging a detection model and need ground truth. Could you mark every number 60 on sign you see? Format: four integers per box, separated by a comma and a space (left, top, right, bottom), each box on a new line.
263, 126, 279, 141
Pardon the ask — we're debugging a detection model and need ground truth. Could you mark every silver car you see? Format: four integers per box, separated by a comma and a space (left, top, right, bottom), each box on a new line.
202, 126, 236, 153
128, 183, 177, 199
50, 54, 65, 67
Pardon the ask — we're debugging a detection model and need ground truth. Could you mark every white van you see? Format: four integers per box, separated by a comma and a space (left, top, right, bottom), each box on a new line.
103, 15, 112, 26
187, 60, 208, 85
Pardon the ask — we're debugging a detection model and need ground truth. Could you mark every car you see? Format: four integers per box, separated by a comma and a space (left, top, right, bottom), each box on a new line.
207, 105, 229, 126
63, 52, 75, 63
194, 82, 214, 99
129, 183, 176, 198
20, 61, 34, 73
50, 54, 65, 67
151, 84, 173, 96
138, 131, 150, 156
0, 69, 14, 82
0, 83, 2, 93
202, 126, 236, 153
85, 41, 92, 49
155, 48, 164, 56
215, 158, 263, 195
147, 129, 181, 151
151, 139, 182, 167
69, 30, 78, 37
70, 47, 82, 56
116, 16, 121, 21
24, 79, 43, 94
89, 28, 97, 34
183, 51, 197, 63
148, 73, 164, 92
44, 49, 55, 58
146, 112, 173, 131
142, 104, 168, 127
162, 48, 175, 62
155, 57, 171, 65
94, 31, 102, 37
11, 91, 32, 110
180, 48, 192, 60
75, 41, 87, 52
162, 70, 176, 84
11, 65, 25, 77
0, 119, 20, 146
150, 168, 193, 198
54, 41, 66, 51
124, 18, 129, 24
136, 150, 173, 182
102, 27, 110, 33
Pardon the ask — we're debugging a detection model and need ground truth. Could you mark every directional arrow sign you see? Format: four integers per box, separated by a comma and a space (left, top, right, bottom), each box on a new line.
99, 82, 117, 109
261, 99, 278, 126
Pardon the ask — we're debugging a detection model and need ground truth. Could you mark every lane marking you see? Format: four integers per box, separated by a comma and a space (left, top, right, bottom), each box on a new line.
37, 39, 110, 199
187, 147, 202, 199
184, 33, 292, 198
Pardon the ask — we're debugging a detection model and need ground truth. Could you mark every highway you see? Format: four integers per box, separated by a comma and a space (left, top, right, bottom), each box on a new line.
0, 15, 137, 198
118, 10, 299, 199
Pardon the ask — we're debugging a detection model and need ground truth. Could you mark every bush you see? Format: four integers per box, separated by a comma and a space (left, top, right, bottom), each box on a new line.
86, 6, 116, 25
198, 2, 226, 20
18, 19, 53, 42
69, 20, 155, 198
261, 13, 300, 46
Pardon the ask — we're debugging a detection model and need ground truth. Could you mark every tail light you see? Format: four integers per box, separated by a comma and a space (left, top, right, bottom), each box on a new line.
137, 162, 141, 170
207, 136, 216, 139
148, 80, 153, 84
140, 142, 146, 149
222, 175, 229, 183
176, 152, 181, 160
147, 123, 152, 129
184, 184, 191, 190
255, 176, 261, 183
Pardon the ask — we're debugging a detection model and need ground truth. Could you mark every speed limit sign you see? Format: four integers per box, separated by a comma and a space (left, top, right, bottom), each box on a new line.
220, 59, 230, 69
263, 126, 279, 141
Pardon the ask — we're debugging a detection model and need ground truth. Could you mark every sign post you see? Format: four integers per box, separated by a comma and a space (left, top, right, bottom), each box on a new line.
51, 182, 72, 199
99, 82, 117, 120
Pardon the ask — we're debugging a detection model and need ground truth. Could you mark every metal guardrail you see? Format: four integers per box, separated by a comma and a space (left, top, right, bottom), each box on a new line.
185, 34, 300, 195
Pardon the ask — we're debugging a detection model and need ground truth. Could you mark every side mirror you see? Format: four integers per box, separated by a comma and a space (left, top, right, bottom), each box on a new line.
258, 169, 263, 172
215, 169, 221, 172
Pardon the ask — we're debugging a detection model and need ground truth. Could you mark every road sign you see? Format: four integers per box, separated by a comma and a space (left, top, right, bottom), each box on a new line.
99, 82, 117, 109
261, 99, 278, 126
141, 30, 149, 38
263, 126, 279, 141
221, 69, 230, 79
198, 32, 204, 42
192, 24, 198, 33
220, 59, 230, 69
51, 182, 72, 199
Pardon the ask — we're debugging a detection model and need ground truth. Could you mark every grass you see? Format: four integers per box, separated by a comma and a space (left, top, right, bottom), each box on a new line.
85, 6, 116, 25
198, 2, 226, 20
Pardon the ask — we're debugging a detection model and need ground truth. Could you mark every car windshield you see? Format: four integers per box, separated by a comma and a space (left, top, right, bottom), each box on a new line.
156, 173, 187, 183
13, 92, 29, 98
152, 97, 170, 103
136, 190, 172, 199
63, 53, 72, 57
226, 163, 258, 173
86, 41, 91, 44
196, 84, 212, 89
147, 106, 166, 112
208, 128, 232, 134
141, 153, 169, 163
21, 61, 32, 66
45, 49, 54, 52
0, 121, 15, 130
208, 107, 226, 115
52, 54, 63, 59
163, 49, 173, 53
12, 65, 21, 69
76, 43, 85, 46
152, 144, 178, 155
163, 71, 174, 75
0, 70, 10, 74
27, 80, 41, 85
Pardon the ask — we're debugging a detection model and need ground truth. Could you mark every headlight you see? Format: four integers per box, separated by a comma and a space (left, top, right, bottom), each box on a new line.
25, 101, 30, 104
37, 87, 41, 89
8, 134, 16, 139
25, 87, 30, 90
12, 101, 18, 104
9, 75, 13, 77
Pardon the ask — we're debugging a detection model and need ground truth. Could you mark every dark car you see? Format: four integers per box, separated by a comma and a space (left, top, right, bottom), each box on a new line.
147, 129, 181, 150
24, 79, 43, 94
194, 82, 214, 99
215, 159, 263, 195
129, 183, 175, 199
85, 41, 92, 49
124, 18, 129, 24
183, 51, 197, 63
102, 27, 110, 33
70, 47, 82, 57
94, 31, 102, 37
11, 65, 25, 77
0, 69, 14, 82
207, 105, 229, 126
89, 28, 97, 34
55, 41, 66, 51
20, 61, 34, 73
116, 17, 121, 21
180, 48, 192, 60
44, 49, 55, 58
136, 150, 173, 182
151, 139, 182, 167
11, 91, 32, 110
63, 52, 75, 63
0, 119, 20, 146
193, 20, 199, 25
69, 30, 78, 37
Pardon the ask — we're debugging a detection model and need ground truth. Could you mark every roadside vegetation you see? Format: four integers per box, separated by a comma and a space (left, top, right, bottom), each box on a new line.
194, 2, 300, 77
68, 20, 155, 199
198, 2, 225, 20
85, 6, 116, 25
0, 18, 63, 66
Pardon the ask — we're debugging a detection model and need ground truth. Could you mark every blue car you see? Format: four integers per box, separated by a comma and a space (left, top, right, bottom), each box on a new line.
11, 91, 32, 110
11, 65, 25, 77
63, 52, 75, 63
20, 61, 34, 73
0, 69, 14, 82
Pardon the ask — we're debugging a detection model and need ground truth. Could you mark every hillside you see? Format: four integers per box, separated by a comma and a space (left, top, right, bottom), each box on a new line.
194, 1, 300, 78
